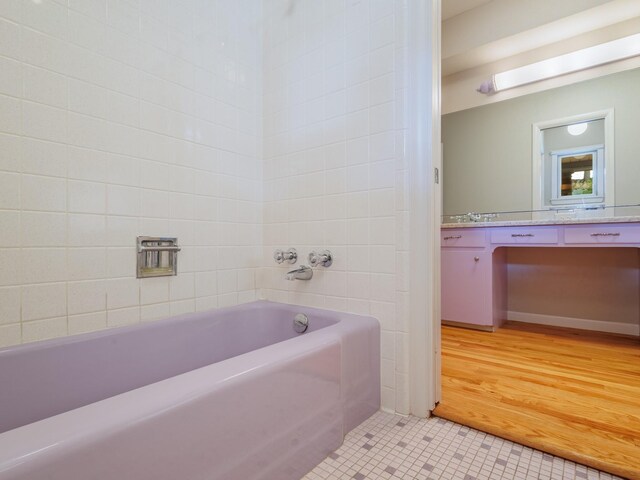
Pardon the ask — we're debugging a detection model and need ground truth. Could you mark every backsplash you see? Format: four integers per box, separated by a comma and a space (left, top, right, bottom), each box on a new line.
0, 0, 263, 345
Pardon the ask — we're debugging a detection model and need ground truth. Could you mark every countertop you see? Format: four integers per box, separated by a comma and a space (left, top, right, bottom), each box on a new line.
441, 215, 640, 229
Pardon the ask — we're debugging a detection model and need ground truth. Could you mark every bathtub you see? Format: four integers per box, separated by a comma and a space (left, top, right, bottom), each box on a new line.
0, 301, 379, 480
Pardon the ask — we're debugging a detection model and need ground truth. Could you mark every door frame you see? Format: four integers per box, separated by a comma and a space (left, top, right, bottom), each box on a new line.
406, 0, 442, 417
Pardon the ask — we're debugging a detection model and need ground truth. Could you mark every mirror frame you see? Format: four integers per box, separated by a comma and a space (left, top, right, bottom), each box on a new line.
531, 109, 615, 211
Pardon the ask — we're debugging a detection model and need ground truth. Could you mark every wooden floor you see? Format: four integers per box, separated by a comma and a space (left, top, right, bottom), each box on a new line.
433, 322, 640, 480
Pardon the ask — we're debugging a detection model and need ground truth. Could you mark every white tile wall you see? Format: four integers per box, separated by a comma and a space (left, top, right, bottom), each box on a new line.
260, 0, 410, 413
0, 0, 263, 344
0, 0, 412, 416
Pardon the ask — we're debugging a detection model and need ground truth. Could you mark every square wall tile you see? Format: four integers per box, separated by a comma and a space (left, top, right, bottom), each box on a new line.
22, 282, 67, 321
0, 133, 22, 172
21, 174, 66, 212
21, 212, 67, 247
22, 248, 67, 284
107, 306, 140, 328
68, 248, 107, 280
0, 171, 20, 209
69, 311, 107, 335
0, 324, 21, 348
68, 280, 106, 315
22, 316, 67, 343
140, 277, 169, 305
0, 211, 20, 247
0, 248, 21, 286
106, 247, 135, 278
68, 214, 107, 246
68, 180, 106, 214
22, 137, 67, 178
0, 94, 21, 135
0, 286, 20, 325
140, 302, 170, 322
0, 56, 21, 97
23, 65, 68, 109
22, 102, 67, 143
107, 184, 140, 217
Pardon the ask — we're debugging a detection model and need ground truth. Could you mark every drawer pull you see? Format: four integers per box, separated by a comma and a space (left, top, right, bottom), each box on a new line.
590, 232, 621, 237
443, 235, 462, 240
511, 233, 535, 238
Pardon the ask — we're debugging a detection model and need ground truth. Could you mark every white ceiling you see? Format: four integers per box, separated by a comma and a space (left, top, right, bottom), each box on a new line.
442, 0, 494, 20
442, 0, 640, 75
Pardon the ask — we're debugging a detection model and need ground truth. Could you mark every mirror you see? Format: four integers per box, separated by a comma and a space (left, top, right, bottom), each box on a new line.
442, 67, 640, 219
535, 115, 609, 209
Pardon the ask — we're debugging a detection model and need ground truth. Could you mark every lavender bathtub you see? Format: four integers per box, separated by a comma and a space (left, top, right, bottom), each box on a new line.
0, 301, 380, 480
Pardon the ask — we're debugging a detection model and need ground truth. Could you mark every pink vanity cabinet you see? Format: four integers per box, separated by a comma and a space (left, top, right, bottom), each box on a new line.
440, 228, 506, 330
440, 220, 640, 331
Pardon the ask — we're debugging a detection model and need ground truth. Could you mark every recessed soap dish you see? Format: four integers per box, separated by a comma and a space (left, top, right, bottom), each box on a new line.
136, 236, 181, 278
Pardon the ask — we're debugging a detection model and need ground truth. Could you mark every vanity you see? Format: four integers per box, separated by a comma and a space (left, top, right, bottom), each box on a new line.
441, 217, 640, 331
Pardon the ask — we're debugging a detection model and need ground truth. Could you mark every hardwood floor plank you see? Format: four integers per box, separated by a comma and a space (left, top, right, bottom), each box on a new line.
433, 323, 640, 480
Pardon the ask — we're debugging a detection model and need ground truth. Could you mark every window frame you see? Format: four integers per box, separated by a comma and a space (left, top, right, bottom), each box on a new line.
550, 144, 604, 206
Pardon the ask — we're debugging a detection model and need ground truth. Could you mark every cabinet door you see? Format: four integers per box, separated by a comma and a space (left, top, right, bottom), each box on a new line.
441, 250, 492, 326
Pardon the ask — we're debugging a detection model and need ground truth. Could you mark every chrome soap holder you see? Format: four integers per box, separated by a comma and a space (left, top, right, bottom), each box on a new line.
137, 236, 181, 278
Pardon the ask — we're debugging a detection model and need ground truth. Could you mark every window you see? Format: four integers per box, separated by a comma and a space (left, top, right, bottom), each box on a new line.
550, 145, 604, 205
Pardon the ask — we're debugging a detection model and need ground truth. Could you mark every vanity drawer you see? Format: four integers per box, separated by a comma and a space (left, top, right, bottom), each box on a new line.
564, 224, 640, 244
441, 229, 486, 248
490, 227, 559, 244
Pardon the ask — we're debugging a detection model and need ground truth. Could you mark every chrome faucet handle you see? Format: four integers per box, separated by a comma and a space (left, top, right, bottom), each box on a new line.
308, 250, 332, 267
466, 212, 481, 222
274, 248, 297, 264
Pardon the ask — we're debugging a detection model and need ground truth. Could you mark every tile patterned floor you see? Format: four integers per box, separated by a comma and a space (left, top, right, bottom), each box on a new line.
304, 411, 622, 480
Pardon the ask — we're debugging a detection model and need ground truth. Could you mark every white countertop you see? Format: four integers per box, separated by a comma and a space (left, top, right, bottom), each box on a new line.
441, 215, 640, 229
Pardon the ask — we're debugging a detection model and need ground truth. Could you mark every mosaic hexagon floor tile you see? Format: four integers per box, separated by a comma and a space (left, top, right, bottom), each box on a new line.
304, 411, 622, 480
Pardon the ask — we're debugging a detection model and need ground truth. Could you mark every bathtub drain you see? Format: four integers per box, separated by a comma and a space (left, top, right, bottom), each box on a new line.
293, 313, 309, 333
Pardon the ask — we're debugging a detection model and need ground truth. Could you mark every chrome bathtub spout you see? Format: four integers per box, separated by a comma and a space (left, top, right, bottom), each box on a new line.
285, 265, 313, 281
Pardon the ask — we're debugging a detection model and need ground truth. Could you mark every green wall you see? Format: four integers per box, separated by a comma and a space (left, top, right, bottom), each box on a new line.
442, 67, 640, 215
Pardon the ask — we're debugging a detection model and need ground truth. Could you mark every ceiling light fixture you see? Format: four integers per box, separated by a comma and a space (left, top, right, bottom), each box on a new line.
567, 122, 588, 136
477, 33, 640, 95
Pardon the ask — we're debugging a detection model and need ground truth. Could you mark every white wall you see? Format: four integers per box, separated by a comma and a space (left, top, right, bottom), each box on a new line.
260, 0, 410, 413
0, 0, 263, 346
0, 0, 419, 416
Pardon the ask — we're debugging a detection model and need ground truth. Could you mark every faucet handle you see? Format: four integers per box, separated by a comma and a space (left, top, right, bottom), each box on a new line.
274, 248, 297, 264
308, 249, 332, 267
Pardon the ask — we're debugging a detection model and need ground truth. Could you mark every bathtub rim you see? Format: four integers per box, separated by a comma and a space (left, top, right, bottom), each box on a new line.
0, 300, 355, 357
